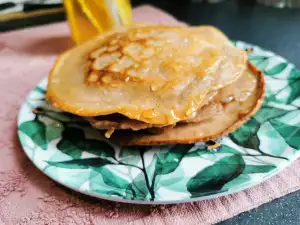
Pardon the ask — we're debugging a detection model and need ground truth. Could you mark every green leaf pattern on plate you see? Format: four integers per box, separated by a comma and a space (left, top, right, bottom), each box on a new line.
17, 41, 300, 203
187, 155, 245, 197
19, 117, 48, 150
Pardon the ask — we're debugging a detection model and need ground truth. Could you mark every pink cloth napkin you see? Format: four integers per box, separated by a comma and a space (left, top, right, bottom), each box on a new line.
1, 5, 300, 225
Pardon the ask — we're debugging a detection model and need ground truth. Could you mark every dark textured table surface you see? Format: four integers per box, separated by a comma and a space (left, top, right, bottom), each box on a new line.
174, 0, 300, 68
1, 0, 300, 224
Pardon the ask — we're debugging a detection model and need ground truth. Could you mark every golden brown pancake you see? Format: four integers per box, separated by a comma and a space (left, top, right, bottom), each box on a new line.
46, 25, 264, 146
47, 25, 247, 126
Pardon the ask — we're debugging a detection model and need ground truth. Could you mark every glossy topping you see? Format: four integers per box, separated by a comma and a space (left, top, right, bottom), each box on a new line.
88, 64, 259, 137
47, 25, 247, 125
110, 63, 265, 145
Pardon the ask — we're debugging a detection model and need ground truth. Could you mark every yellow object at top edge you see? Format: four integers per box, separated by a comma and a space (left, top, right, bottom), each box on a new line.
64, 0, 132, 44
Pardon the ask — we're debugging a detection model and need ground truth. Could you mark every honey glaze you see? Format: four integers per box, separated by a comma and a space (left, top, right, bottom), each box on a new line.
87, 65, 262, 140
110, 64, 264, 145
182, 66, 258, 124
218, 69, 257, 103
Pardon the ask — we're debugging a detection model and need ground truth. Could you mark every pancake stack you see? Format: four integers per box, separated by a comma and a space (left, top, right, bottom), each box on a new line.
47, 25, 265, 146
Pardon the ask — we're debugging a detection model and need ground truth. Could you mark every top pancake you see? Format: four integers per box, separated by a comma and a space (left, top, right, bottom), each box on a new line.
47, 25, 247, 125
